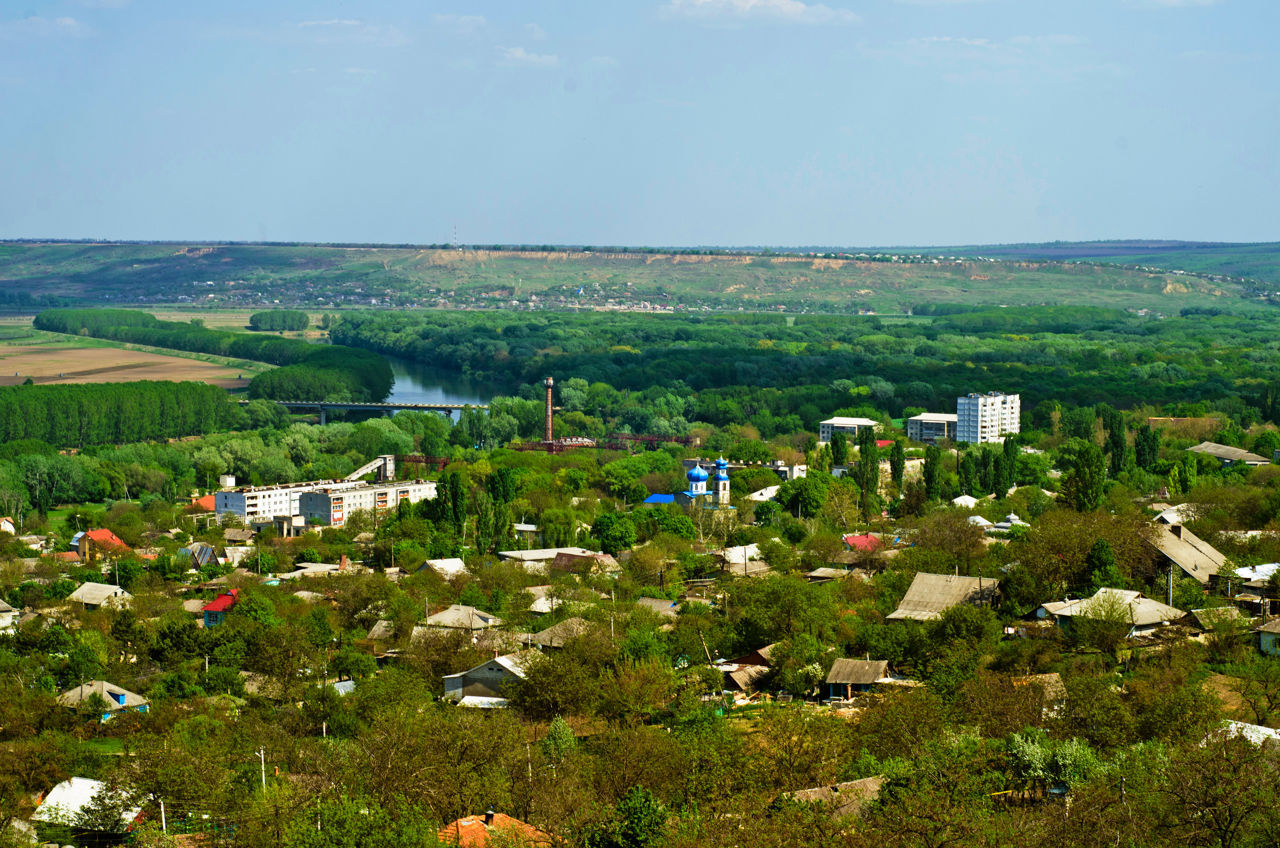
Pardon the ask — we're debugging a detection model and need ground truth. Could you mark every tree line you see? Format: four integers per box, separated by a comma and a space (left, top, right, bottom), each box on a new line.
34, 309, 391, 402
248, 310, 309, 331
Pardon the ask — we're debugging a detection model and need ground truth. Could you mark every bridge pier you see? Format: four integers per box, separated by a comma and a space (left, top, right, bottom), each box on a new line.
319, 408, 326, 426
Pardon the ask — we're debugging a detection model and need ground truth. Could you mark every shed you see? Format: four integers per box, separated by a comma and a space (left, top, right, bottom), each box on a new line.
423, 557, 468, 579
886, 573, 999, 621
825, 659, 889, 700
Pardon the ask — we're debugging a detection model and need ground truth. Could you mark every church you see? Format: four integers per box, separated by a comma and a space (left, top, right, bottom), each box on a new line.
677, 457, 734, 509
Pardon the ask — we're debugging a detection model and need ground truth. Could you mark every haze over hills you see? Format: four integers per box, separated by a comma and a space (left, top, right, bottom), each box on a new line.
2, 239, 1277, 314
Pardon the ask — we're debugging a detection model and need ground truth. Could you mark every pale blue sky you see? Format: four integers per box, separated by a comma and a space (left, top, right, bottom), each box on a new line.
1, 0, 1275, 246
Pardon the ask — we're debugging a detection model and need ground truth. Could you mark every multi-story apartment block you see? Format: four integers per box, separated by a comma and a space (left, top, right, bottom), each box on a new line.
956, 392, 1020, 444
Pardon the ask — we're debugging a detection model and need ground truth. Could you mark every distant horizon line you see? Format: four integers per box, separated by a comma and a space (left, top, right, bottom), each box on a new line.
1, 237, 1271, 252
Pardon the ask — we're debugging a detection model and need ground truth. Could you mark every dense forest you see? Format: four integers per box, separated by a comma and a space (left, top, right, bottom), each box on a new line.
330, 307, 1280, 416
34, 309, 391, 402
0, 382, 241, 449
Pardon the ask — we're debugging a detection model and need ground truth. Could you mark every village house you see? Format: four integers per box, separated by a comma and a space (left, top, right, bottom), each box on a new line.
1146, 523, 1225, 584
72, 528, 129, 563
1255, 618, 1280, 656
886, 572, 1000, 621
201, 589, 239, 628
426, 604, 503, 631
58, 680, 149, 721
66, 581, 131, 612
442, 652, 533, 707
825, 659, 889, 700
1037, 588, 1185, 638
33, 777, 142, 833
530, 617, 595, 650
782, 776, 884, 820
0, 599, 17, 634
1187, 441, 1269, 467
437, 811, 553, 847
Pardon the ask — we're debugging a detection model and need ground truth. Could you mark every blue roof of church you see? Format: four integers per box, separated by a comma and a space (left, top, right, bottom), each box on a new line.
644, 494, 676, 505
687, 465, 708, 482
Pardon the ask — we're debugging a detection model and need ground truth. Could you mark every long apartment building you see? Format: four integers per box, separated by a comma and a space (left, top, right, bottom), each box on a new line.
906, 412, 957, 445
299, 480, 437, 527
956, 392, 1020, 444
215, 480, 338, 522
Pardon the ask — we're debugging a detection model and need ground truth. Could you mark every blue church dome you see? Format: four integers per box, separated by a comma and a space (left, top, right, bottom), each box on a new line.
714, 456, 730, 481
687, 464, 709, 483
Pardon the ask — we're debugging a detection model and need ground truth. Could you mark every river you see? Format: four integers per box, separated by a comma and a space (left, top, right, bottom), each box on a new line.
383, 355, 510, 408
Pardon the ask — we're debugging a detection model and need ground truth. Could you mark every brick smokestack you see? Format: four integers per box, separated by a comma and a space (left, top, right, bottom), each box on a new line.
544, 376, 554, 442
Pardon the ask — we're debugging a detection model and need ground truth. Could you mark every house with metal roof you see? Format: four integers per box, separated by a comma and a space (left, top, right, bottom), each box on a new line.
1255, 617, 1280, 656
201, 589, 239, 628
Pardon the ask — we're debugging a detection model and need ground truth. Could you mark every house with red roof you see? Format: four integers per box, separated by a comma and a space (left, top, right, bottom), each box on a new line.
191, 494, 216, 512
73, 528, 130, 563
438, 812, 554, 847
842, 533, 883, 553
201, 589, 239, 628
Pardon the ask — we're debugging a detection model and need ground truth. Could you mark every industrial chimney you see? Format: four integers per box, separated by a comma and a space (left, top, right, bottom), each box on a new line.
544, 376, 554, 442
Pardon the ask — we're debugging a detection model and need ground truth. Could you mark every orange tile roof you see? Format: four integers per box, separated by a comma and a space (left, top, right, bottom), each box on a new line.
193, 494, 216, 511
85, 528, 128, 549
438, 813, 553, 847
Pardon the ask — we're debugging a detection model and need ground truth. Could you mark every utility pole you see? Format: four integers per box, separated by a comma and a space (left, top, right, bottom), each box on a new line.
159, 799, 166, 834
258, 748, 266, 791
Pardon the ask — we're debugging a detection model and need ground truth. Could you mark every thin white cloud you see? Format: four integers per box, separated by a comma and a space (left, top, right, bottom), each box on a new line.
499, 46, 560, 67
526, 23, 548, 40
434, 14, 487, 32
662, 0, 859, 25
0, 16, 90, 38
294, 19, 407, 47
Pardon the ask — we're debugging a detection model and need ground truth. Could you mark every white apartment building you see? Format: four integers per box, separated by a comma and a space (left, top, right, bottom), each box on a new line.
215, 480, 338, 522
299, 480, 437, 527
818, 417, 878, 443
906, 412, 958, 445
956, 392, 1020, 444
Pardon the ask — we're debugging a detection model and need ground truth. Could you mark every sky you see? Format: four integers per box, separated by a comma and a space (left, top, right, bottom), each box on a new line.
1, 0, 1277, 247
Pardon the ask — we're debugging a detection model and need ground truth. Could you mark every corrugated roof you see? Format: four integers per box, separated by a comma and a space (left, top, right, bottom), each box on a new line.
886, 572, 999, 621
201, 589, 239, 614
826, 659, 889, 686
438, 813, 552, 847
